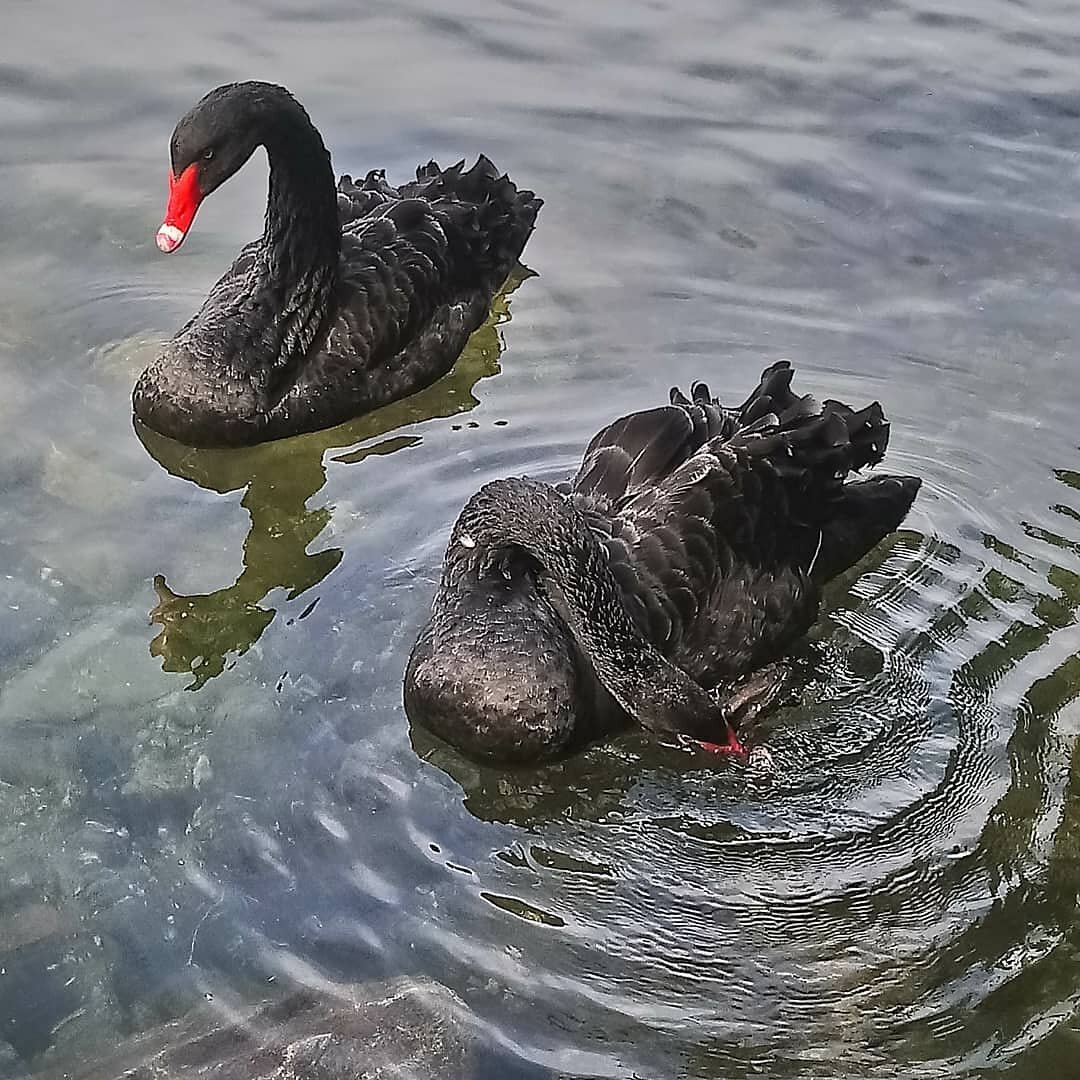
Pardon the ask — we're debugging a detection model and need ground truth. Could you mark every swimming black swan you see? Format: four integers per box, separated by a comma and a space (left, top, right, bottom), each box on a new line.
405, 362, 921, 763
133, 81, 541, 447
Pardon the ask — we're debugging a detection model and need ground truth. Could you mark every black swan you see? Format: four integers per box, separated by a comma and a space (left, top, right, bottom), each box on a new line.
133, 81, 541, 447
405, 362, 921, 763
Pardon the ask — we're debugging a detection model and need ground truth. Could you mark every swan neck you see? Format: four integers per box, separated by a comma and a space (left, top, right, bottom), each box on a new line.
262, 133, 340, 283
542, 571, 719, 738
245, 110, 340, 379
465, 478, 721, 738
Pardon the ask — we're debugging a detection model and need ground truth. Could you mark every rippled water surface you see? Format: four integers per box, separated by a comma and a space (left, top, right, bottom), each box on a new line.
2, 1, 1080, 1076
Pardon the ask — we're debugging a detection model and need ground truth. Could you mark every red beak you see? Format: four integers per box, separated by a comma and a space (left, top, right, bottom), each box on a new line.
156, 163, 204, 253
696, 726, 747, 758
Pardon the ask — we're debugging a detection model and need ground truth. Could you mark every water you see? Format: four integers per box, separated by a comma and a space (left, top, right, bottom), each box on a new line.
1, 0, 1079, 1076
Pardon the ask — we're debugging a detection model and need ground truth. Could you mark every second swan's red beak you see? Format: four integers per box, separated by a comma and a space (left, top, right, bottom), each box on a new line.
156, 163, 203, 253
697, 727, 747, 757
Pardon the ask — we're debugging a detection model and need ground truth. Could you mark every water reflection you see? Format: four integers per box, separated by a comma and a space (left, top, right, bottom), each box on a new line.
414, 726, 648, 827
138, 268, 532, 690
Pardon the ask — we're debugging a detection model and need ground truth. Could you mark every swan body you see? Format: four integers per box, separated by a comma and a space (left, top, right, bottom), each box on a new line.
405, 362, 921, 763
134, 82, 541, 447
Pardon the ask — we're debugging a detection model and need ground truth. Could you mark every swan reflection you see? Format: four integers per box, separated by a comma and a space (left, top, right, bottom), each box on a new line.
139, 268, 532, 689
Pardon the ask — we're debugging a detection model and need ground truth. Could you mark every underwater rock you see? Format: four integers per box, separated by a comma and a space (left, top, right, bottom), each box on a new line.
35, 979, 474, 1080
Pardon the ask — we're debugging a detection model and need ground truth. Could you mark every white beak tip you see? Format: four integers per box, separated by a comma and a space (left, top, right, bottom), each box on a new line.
155, 224, 185, 253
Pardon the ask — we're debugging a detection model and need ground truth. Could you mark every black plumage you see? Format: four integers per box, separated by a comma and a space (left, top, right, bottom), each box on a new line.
133, 82, 541, 447
404, 361, 921, 763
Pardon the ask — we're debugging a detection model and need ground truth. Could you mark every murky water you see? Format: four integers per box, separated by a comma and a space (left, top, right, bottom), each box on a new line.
1, 0, 1079, 1076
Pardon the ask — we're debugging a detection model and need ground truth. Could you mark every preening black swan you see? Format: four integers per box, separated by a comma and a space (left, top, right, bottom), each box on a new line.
405, 362, 921, 763
133, 81, 541, 447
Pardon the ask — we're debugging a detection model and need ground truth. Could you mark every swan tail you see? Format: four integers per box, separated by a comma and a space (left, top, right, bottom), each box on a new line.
406, 156, 542, 287
337, 157, 541, 288
716, 360, 920, 577
809, 475, 921, 583
724, 361, 895, 495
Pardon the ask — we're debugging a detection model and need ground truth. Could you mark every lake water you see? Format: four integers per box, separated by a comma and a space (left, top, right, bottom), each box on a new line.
1, 0, 1079, 1076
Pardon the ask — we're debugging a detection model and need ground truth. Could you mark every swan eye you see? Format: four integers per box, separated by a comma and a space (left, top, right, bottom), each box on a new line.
202, 148, 215, 162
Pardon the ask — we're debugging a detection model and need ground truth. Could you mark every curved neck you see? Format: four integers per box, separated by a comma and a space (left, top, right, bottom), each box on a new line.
250, 93, 340, 387
261, 116, 340, 280
460, 478, 725, 740
541, 574, 723, 740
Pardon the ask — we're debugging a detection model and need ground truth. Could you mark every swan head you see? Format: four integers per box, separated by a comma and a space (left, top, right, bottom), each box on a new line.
156, 82, 299, 253
404, 538, 592, 764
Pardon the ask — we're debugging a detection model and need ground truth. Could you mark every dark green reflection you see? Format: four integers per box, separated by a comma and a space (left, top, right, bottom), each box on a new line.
412, 722, 651, 827
842, 464, 1080, 1077
137, 268, 533, 690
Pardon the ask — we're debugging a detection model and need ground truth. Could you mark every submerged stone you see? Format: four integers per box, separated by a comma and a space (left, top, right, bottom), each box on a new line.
35, 979, 474, 1080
